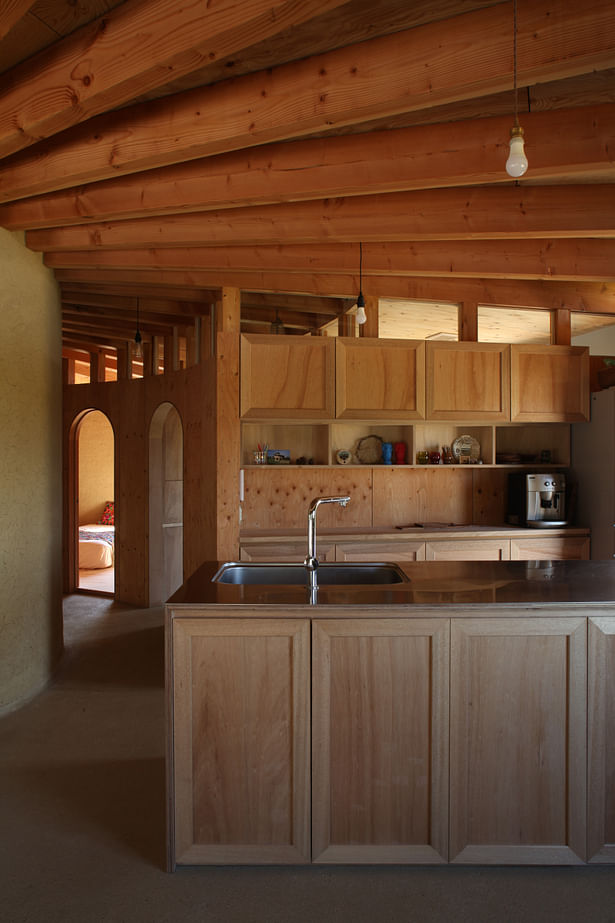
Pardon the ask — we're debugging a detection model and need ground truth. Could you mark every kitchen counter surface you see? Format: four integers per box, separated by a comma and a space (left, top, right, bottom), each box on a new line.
240, 524, 589, 541
168, 559, 615, 611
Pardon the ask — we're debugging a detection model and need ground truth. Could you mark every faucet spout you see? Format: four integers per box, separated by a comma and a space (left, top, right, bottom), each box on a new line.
305, 495, 351, 572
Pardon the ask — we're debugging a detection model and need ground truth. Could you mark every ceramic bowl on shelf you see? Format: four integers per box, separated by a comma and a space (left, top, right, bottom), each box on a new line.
452, 434, 480, 463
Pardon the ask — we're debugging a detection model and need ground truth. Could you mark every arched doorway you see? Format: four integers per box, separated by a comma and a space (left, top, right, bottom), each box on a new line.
149, 403, 184, 605
75, 410, 115, 595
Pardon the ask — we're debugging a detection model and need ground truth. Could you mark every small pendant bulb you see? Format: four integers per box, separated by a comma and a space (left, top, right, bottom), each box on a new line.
506, 125, 528, 178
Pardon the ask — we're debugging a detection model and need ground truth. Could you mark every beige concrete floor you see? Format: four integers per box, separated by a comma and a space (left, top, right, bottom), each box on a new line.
1, 594, 614, 923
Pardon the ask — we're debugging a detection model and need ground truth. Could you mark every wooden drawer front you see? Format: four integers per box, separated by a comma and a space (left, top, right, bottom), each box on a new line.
240, 541, 335, 563
588, 618, 615, 863
426, 342, 510, 421
240, 334, 334, 419
450, 617, 587, 865
510, 536, 590, 561
335, 338, 425, 419
511, 345, 589, 422
171, 618, 310, 866
335, 540, 426, 562
312, 618, 449, 864
425, 539, 510, 561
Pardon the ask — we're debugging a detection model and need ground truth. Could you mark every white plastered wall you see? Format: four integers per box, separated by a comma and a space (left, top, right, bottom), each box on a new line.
0, 229, 63, 713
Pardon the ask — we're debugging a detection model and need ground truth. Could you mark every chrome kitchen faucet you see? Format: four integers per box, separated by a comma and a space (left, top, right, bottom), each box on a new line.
305, 495, 350, 574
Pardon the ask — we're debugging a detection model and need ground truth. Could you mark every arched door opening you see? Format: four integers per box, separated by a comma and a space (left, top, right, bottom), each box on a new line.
149, 403, 183, 605
75, 410, 115, 595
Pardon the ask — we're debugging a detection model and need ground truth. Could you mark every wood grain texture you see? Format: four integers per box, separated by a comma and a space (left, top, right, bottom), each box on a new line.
511, 345, 590, 422
426, 341, 510, 421
335, 540, 426, 562
450, 617, 587, 864
241, 466, 372, 530
312, 617, 449, 863
171, 616, 310, 865
335, 337, 425, 419
241, 333, 335, 419
425, 539, 510, 560
588, 617, 615, 863
240, 540, 335, 563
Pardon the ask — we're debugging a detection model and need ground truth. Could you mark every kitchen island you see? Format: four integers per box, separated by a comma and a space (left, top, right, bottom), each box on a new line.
166, 560, 615, 869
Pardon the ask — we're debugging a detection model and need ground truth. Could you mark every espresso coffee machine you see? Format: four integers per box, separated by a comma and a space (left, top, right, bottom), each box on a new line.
507, 473, 567, 527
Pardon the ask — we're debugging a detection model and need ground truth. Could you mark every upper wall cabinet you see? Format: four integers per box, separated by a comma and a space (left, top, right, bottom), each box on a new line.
240, 334, 335, 419
335, 338, 426, 419
426, 342, 511, 422
511, 345, 590, 422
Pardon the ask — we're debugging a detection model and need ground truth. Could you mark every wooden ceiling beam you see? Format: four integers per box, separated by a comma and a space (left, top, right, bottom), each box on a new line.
59, 282, 218, 304
2, 0, 614, 201
0, 0, 349, 160
32, 185, 615, 252
44, 237, 615, 282
240, 292, 347, 316
3, 103, 614, 229
62, 311, 179, 336
62, 303, 198, 327
52, 266, 615, 313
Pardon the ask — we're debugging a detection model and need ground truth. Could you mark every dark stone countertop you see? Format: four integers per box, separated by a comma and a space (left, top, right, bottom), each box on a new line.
167, 560, 615, 612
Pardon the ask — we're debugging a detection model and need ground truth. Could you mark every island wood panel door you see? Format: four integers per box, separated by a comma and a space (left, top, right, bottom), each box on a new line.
450, 617, 587, 865
426, 342, 510, 421
510, 536, 590, 560
170, 617, 310, 866
510, 345, 590, 422
334, 540, 426, 561
240, 540, 335, 562
335, 338, 426, 419
425, 539, 511, 561
312, 617, 449, 864
240, 333, 335, 419
588, 617, 615, 863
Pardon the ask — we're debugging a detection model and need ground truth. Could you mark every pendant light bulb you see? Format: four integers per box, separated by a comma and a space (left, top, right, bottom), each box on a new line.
134, 329, 143, 359
506, 125, 528, 178
356, 293, 367, 325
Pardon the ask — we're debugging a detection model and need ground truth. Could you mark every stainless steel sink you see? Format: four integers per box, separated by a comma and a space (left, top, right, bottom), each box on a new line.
213, 562, 408, 585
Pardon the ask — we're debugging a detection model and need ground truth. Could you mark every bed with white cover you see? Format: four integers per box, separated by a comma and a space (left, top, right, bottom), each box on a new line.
78, 524, 115, 569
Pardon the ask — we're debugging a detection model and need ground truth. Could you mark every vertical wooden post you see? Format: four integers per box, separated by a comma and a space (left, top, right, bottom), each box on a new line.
163, 333, 174, 373
359, 294, 379, 338
459, 301, 478, 341
551, 309, 571, 345
141, 340, 152, 377
116, 344, 130, 380
63, 356, 75, 385
90, 349, 105, 383
216, 287, 241, 560
339, 313, 356, 337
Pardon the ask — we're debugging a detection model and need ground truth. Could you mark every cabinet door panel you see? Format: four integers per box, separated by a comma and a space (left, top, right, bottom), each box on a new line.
241, 334, 334, 419
588, 617, 615, 863
510, 536, 590, 560
335, 338, 425, 419
426, 539, 510, 561
511, 345, 589, 422
335, 540, 425, 561
170, 617, 310, 866
426, 342, 510, 421
450, 617, 586, 864
312, 618, 449, 863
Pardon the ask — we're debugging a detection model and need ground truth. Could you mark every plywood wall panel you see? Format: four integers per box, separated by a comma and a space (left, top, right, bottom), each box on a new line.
242, 467, 372, 530
372, 467, 473, 527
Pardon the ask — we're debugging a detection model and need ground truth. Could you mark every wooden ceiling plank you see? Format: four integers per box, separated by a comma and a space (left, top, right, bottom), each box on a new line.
2, 102, 614, 229
62, 301, 201, 325
60, 282, 218, 303
2, 0, 614, 201
52, 266, 615, 313
44, 237, 615, 282
31, 185, 615, 251
0, 0, 350, 160
0, 1, 37, 43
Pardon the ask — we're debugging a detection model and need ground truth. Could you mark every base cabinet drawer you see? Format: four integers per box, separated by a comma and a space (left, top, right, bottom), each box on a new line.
426, 539, 510, 561
240, 541, 335, 562
510, 536, 590, 560
335, 540, 426, 562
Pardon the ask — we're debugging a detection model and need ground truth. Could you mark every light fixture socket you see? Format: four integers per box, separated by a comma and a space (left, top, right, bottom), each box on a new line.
506, 124, 528, 178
